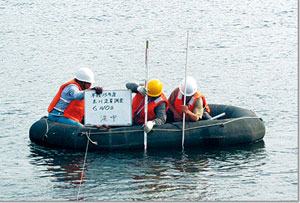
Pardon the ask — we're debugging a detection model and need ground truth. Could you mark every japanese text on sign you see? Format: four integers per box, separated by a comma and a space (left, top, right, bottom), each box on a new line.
84, 90, 132, 126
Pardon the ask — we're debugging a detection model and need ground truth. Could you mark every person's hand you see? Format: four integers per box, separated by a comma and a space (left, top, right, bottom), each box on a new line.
92, 86, 103, 95
181, 105, 189, 114
144, 121, 154, 133
94, 124, 110, 129
137, 86, 147, 97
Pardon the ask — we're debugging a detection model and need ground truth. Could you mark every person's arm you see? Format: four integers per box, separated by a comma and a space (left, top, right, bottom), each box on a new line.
194, 98, 204, 119
126, 82, 148, 96
126, 82, 139, 93
182, 98, 203, 122
143, 99, 169, 133
152, 102, 167, 125
62, 84, 85, 101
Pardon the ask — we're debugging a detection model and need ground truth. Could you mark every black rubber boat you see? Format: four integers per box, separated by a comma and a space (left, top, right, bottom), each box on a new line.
29, 104, 265, 151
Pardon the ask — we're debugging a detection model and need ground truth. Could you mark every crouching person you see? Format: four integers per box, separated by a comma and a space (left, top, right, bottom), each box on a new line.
167, 76, 211, 122
48, 67, 103, 127
126, 79, 169, 133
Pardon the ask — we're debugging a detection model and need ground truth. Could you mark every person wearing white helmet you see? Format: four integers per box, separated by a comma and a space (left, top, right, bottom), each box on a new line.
47, 67, 104, 127
167, 76, 211, 122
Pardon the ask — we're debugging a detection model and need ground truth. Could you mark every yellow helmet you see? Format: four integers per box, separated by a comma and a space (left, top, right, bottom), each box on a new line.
147, 79, 163, 97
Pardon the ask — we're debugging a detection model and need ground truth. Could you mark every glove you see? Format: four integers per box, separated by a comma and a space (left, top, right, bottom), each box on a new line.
92, 86, 103, 95
144, 121, 155, 133
137, 86, 147, 97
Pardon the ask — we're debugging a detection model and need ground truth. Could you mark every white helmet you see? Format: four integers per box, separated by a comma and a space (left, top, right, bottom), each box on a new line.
75, 67, 95, 84
179, 76, 197, 96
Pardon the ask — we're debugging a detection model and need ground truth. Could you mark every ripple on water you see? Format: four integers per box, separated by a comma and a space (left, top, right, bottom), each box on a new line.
0, 0, 297, 201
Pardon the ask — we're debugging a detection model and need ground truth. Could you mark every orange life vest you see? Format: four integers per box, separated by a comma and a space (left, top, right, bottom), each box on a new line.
174, 88, 210, 120
132, 92, 169, 124
48, 79, 85, 123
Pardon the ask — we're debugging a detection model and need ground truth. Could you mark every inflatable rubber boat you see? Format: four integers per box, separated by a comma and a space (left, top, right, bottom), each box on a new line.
29, 104, 265, 151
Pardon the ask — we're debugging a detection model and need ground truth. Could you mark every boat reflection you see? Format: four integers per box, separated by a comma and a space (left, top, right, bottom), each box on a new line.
28, 140, 266, 201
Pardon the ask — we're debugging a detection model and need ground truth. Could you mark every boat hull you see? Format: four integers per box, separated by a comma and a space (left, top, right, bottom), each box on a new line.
29, 104, 266, 151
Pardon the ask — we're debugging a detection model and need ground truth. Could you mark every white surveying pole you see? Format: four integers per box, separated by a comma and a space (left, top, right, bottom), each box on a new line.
144, 40, 149, 152
182, 30, 189, 151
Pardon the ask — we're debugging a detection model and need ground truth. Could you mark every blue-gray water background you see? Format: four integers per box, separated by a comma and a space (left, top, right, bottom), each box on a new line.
0, 0, 298, 201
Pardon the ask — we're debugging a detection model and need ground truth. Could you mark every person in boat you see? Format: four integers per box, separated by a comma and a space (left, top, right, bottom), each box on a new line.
47, 67, 103, 127
167, 76, 212, 122
126, 79, 169, 133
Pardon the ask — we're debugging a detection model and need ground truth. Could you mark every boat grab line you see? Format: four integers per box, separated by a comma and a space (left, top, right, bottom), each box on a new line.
82, 117, 260, 135
181, 116, 260, 131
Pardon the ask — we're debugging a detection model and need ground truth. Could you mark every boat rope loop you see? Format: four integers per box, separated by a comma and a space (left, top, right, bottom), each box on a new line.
82, 131, 98, 145
42, 116, 49, 141
85, 116, 261, 135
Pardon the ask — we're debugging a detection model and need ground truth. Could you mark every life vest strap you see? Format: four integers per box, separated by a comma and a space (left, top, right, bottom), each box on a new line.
154, 97, 163, 103
135, 98, 145, 115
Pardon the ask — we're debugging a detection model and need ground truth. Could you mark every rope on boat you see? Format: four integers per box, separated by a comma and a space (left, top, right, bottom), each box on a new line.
80, 128, 143, 135
77, 129, 91, 201
179, 116, 261, 131
43, 117, 49, 140
221, 116, 260, 125
84, 116, 261, 135
77, 129, 99, 144
84, 131, 98, 145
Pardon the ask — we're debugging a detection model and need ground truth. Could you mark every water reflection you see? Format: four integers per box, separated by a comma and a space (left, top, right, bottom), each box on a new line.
28, 144, 96, 188
127, 141, 266, 200
28, 141, 266, 201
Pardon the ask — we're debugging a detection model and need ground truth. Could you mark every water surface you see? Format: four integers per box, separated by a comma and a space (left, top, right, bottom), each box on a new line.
0, 0, 297, 201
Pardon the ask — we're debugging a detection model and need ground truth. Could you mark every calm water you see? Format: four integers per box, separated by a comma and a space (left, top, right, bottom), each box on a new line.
0, 0, 298, 201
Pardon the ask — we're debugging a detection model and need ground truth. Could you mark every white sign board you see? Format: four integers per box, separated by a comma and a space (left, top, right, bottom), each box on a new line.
84, 90, 132, 126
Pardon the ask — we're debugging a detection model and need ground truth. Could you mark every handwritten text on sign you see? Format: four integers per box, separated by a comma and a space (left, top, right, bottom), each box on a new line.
84, 90, 132, 126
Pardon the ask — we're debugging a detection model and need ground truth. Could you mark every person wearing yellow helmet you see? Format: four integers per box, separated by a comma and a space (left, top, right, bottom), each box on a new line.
167, 76, 211, 122
126, 79, 169, 133
48, 67, 104, 127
